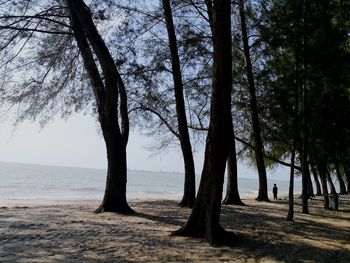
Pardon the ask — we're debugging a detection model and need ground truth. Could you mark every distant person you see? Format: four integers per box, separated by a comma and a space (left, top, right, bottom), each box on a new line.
273, 184, 278, 200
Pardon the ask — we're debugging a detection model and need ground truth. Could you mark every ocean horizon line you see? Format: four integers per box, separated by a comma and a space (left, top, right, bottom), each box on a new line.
0, 160, 294, 181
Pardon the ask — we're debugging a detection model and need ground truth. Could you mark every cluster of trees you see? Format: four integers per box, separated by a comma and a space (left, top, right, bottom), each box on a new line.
0, 0, 349, 243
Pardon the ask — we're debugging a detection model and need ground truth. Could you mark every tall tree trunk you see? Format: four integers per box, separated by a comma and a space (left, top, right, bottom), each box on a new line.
223, 133, 245, 206
238, 0, 269, 202
326, 169, 337, 195
310, 164, 322, 196
162, 0, 196, 208
317, 163, 329, 209
335, 161, 347, 194
173, 0, 233, 244
287, 35, 301, 221
300, 71, 310, 213
67, 0, 132, 214
300, 80, 309, 213
300, 0, 310, 214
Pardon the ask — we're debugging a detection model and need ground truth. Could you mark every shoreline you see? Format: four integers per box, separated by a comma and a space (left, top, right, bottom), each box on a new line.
0, 192, 293, 207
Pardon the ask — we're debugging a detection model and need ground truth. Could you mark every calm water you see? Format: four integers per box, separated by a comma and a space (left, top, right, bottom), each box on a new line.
0, 162, 301, 200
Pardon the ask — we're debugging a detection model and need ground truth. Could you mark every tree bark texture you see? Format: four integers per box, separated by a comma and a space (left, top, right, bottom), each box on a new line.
287, 147, 296, 221
300, 0, 310, 214
162, 0, 196, 208
307, 165, 314, 197
311, 164, 322, 196
223, 133, 245, 206
335, 161, 347, 194
318, 164, 329, 209
173, 0, 233, 244
341, 161, 350, 193
301, 86, 309, 213
238, 0, 269, 202
326, 169, 337, 195
287, 42, 301, 221
67, 0, 132, 214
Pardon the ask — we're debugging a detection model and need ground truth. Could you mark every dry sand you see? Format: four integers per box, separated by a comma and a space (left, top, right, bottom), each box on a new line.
0, 195, 349, 262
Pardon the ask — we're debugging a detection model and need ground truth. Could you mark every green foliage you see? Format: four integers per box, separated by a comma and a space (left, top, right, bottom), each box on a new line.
258, 0, 350, 169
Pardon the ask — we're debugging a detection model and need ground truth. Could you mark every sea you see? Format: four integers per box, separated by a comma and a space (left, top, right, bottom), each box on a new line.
0, 161, 302, 200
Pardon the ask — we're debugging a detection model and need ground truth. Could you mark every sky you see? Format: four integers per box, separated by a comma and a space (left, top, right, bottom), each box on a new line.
0, 112, 291, 180
0, 112, 199, 172
0, 0, 291, 181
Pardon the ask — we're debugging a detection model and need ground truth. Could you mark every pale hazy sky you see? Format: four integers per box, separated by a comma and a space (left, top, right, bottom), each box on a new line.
0, 112, 290, 179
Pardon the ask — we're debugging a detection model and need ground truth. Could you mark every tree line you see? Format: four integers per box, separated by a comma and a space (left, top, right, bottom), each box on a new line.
0, 0, 349, 244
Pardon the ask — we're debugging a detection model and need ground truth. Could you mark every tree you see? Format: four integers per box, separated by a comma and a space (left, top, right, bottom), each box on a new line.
223, 134, 245, 205
318, 163, 329, 209
310, 164, 322, 196
112, 1, 213, 207
287, 31, 301, 220
341, 160, 350, 193
259, 0, 350, 211
335, 161, 347, 194
0, 0, 133, 214
67, 0, 133, 214
238, 0, 269, 202
161, 0, 196, 207
173, 0, 233, 244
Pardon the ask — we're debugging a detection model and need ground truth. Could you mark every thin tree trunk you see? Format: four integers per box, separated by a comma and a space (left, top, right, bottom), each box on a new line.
173, 0, 233, 244
341, 161, 350, 193
300, 0, 309, 214
326, 169, 337, 195
67, 0, 132, 214
311, 164, 322, 196
317, 163, 329, 209
287, 32, 301, 220
223, 133, 245, 206
238, 0, 269, 202
307, 165, 314, 197
301, 151, 309, 213
300, 81, 309, 213
335, 161, 347, 194
162, 0, 196, 208
287, 145, 296, 221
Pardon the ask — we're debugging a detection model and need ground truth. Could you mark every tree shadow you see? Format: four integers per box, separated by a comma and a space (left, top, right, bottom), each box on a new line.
1, 198, 349, 262
216, 231, 349, 262
134, 211, 185, 227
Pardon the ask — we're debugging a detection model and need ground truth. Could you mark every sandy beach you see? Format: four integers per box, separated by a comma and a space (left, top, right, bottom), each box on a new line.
0, 195, 349, 262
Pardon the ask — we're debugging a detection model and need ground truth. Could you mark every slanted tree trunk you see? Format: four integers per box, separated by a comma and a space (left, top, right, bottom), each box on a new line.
335, 161, 347, 194
307, 165, 315, 197
341, 161, 350, 193
326, 169, 337, 195
310, 164, 322, 196
317, 163, 329, 209
67, 0, 133, 214
223, 133, 245, 206
238, 0, 269, 202
162, 0, 196, 208
173, 0, 233, 244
